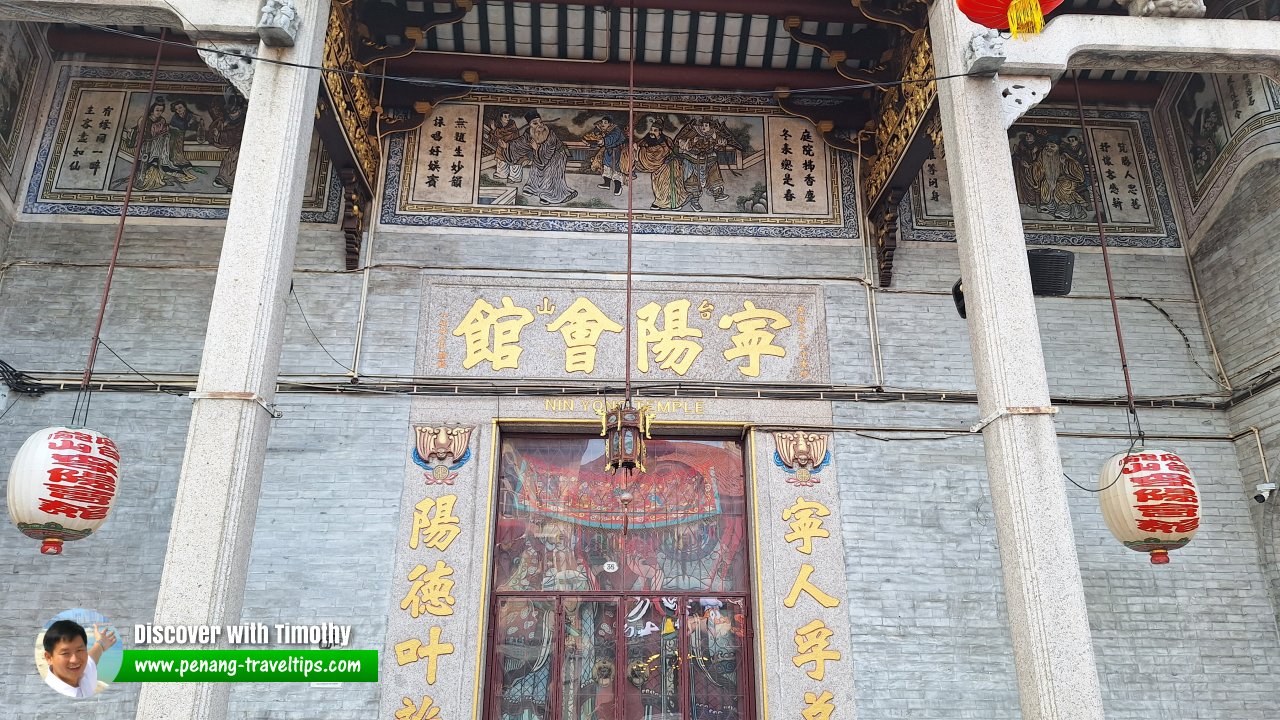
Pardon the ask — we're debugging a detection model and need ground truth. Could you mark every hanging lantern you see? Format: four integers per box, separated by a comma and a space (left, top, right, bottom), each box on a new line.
956, 0, 1065, 38
1098, 448, 1199, 565
599, 400, 653, 474
7, 427, 120, 555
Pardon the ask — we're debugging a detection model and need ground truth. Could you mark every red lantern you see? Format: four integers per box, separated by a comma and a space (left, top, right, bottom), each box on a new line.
1098, 448, 1199, 565
956, 0, 1065, 37
6, 427, 121, 555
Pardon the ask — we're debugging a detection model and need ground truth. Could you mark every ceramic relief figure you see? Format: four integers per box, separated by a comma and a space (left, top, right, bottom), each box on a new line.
508, 110, 578, 205
205, 92, 247, 191
634, 118, 689, 210
121, 98, 197, 190
673, 116, 740, 211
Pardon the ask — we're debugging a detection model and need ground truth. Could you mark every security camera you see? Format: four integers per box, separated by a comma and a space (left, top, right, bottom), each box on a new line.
1255, 482, 1276, 503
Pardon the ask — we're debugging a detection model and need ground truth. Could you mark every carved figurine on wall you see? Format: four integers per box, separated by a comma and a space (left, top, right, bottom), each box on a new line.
121, 97, 199, 191
205, 92, 246, 191
508, 110, 578, 206
0, 23, 34, 145
773, 430, 831, 487
1010, 130, 1040, 206
633, 118, 690, 211
673, 117, 739, 211
412, 425, 474, 484
585, 114, 628, 196
1176, 74, 1229, 181
486, 110, 524, 184
1029, 135, 1088, 221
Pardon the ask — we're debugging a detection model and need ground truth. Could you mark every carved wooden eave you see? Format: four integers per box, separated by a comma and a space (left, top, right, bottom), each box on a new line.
775, 0, 918, 159
318, 1, 383, 270
774, 90, 869, 154
862, 27, 939, 288
783, 17, 896, 87
780, 0, 936, 287
853, 0, 929, 33
356, 0, 474, 50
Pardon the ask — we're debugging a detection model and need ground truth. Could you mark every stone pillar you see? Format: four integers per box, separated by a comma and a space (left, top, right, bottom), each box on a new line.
135, 3, 331, 719
928, 5, 1105, 720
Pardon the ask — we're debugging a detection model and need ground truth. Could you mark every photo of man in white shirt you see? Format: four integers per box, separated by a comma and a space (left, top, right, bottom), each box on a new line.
41, 619, 116, 698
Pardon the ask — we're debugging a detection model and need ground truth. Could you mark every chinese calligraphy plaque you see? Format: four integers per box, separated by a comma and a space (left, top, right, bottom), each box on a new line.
419, 278, 828, 384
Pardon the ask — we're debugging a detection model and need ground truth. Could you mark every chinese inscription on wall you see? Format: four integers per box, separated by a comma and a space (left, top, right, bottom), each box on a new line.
908, 113, 1172, 243
392, 93, 843, 229
421, 279, 828, 384
386, 424, 480, 720
758, 429, 857, 720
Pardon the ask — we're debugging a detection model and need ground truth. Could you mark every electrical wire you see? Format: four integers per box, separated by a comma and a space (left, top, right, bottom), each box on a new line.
1064, 435, 1140, 493
70, 28, 166, 428
8, 0, 997, 100
0, 358, 45, 396
96, 340, 187, 396
1139, 297, 1232, 391
290, 285, 354, 373
0, 395, 19, 423
1071, 70, 1145, 444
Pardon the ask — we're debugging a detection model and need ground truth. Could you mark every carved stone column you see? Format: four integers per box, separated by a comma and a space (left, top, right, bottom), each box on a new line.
928, 4, 1106, 719
134, 2, 331, 719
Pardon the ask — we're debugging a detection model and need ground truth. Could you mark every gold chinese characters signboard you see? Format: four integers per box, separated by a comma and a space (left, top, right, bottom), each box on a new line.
751, 428, 857, 720
420, 279, 828, 383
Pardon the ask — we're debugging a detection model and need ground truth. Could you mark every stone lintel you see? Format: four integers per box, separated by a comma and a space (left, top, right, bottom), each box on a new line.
0, 0, 263, 38
990, 16, 1280, 81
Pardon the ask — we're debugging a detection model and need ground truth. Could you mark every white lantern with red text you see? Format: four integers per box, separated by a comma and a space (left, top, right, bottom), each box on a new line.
6, 427, 120, 555
1099, 448, 1198, 565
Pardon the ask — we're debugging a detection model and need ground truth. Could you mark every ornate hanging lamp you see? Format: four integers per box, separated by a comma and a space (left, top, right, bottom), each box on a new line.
7, 427, 121, 555
1098, 448, 1200, 564
599, 0, 654, 485
956, 0, 1065, 37
600, 400, 653, 474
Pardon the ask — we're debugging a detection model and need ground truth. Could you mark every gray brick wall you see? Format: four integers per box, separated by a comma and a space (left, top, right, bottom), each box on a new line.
0, 155, 1274, 720
1228, 384, 1280, 633
1190, 158, 1280, 385
226, 394, 410, 720
375, 227, 865, 281
0, 391, 410, 719
835, 401, 1280, 720
1187, 156, 1280, 644
0, 391, 190, 718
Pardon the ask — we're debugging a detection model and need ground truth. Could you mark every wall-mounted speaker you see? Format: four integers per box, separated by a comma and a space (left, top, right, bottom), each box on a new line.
952, 249, 1075, 319
1026, 248, 1075, 297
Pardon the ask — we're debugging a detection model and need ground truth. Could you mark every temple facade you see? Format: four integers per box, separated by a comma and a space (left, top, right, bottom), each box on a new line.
0, 1, 1278, 718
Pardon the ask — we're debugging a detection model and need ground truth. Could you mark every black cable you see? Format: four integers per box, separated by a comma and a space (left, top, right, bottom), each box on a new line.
1139, 297, 1231, 390
7, 0, 994, 100
0, 358, 45, 396
0, 395, 19, 423
854, 431, 971, 442
1065, 435, 1140, 493
290, 286, 354, 373
96, 340, 188, 396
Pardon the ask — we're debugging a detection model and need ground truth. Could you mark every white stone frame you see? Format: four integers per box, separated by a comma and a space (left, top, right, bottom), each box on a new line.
932, 8, 1280, 720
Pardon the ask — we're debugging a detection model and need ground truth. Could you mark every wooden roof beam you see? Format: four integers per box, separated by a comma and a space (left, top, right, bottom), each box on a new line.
509, 0, 871, 24
381, 51, 858, 101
